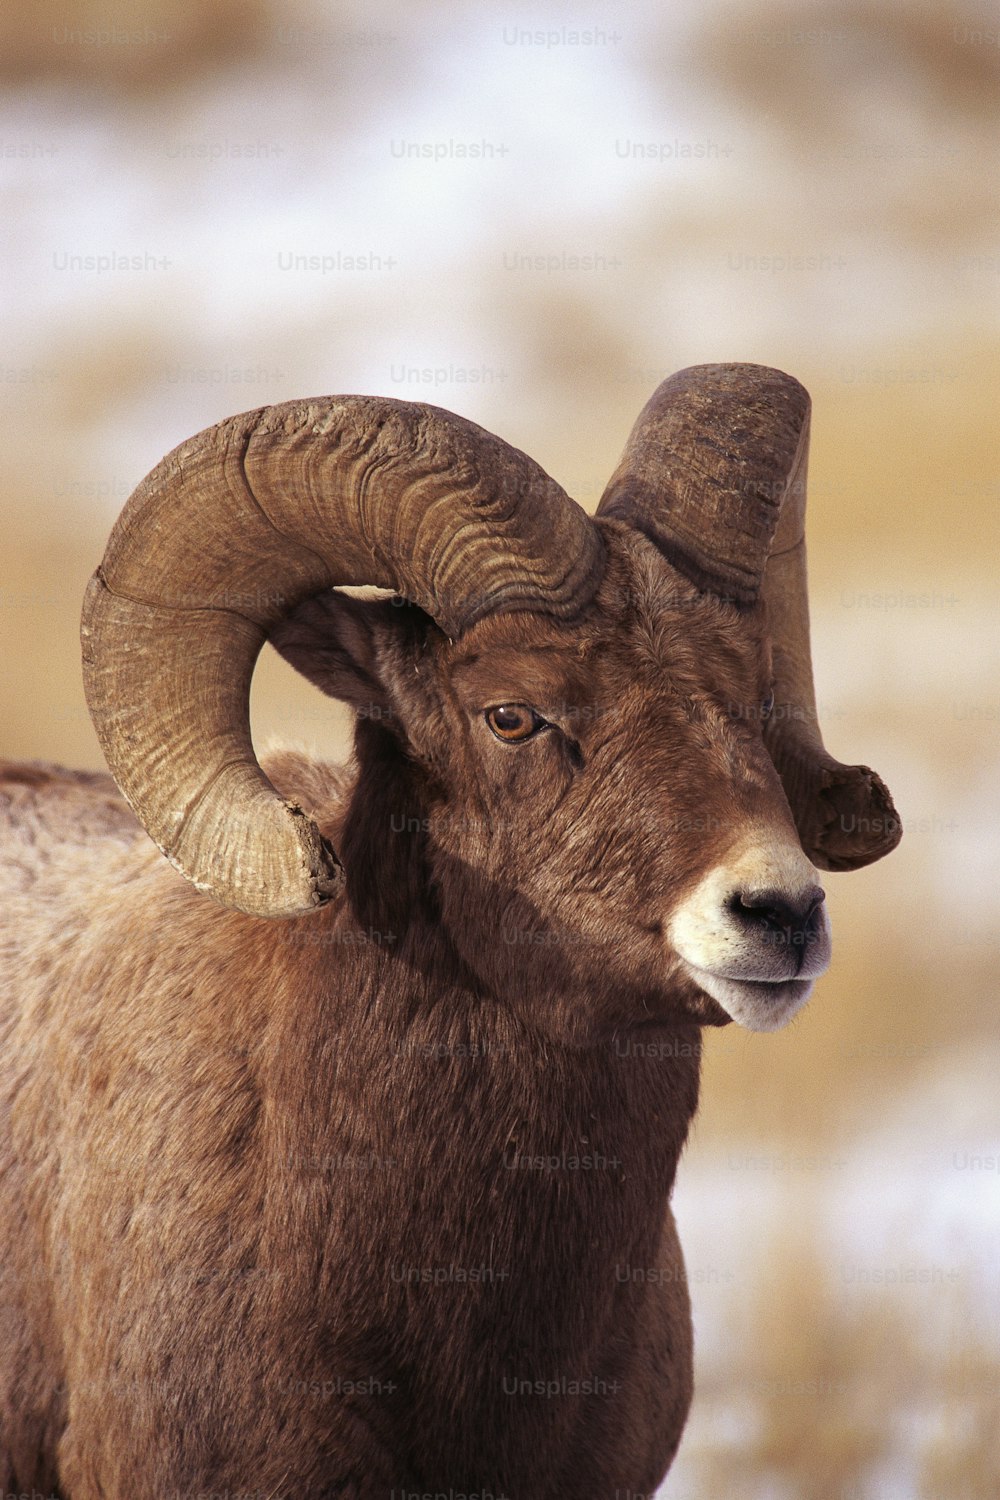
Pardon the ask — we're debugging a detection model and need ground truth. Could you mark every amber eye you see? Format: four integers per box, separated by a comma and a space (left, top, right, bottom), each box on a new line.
485, 704, 545, 742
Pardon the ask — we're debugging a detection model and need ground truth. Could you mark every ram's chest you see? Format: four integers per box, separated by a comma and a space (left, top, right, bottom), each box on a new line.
385, 1172, 691, 1494
291, 1038, 698, 1493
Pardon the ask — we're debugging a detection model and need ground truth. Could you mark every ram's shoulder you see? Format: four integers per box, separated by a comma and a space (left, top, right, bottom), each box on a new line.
0, 759, 147, 907
0, 759, 141, 844
0, 751, 353, 897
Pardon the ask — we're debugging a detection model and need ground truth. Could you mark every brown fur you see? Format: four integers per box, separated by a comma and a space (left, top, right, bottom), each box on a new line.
0, 523, 805, 1497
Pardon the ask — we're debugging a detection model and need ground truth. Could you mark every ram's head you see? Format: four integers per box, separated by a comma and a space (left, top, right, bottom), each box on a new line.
81, 364, 900, 1039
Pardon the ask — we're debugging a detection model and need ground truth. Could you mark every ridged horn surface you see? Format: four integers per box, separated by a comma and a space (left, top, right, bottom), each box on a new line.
82, 397, 603, 916
597, 364, 810, 605
597, 363, 901, 870
759, 417, 901, 870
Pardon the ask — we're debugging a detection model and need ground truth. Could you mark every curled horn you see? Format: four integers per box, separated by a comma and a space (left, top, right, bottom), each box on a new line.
598, 363, 901, 870
82, 397, 603, 916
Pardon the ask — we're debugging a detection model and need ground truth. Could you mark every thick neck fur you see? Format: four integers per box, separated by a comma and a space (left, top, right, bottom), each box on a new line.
258, 733, 702, 1490
263, 926, 699, 1491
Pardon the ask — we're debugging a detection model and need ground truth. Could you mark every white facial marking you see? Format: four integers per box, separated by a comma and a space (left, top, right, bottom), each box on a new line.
667, 828, 832, 1032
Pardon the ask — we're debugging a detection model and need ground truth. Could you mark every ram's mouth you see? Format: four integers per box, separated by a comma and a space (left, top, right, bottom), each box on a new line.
681, 963, 816, 1033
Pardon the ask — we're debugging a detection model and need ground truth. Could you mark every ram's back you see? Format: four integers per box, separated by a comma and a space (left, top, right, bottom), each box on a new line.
0, 752, 353, 1491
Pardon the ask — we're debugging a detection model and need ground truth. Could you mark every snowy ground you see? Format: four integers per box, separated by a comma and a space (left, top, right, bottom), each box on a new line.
660, 1038, 1000, 1497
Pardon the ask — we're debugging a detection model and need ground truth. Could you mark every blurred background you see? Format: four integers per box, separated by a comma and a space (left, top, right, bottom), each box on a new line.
2, 0, 998, 1493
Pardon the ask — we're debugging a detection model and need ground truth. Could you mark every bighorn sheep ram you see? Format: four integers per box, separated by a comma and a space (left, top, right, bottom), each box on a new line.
0, 364, 899, 1497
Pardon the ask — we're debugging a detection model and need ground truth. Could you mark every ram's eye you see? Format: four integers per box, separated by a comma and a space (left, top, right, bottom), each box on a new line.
760, 691, 775, 722
485, 704, 546, 742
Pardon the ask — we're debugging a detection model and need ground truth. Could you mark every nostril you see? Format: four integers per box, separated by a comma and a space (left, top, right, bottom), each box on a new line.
801, 887, 826, 924
729, 885, 826, 940
733, 884, 824, 924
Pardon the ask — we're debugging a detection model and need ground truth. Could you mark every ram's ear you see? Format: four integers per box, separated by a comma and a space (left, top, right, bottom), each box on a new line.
268, 590, 422, 720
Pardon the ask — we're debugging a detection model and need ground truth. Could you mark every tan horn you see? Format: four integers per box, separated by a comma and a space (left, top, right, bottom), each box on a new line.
759, 405, 901, 870
82, 396, 603, 917
597, 364, 901, 870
